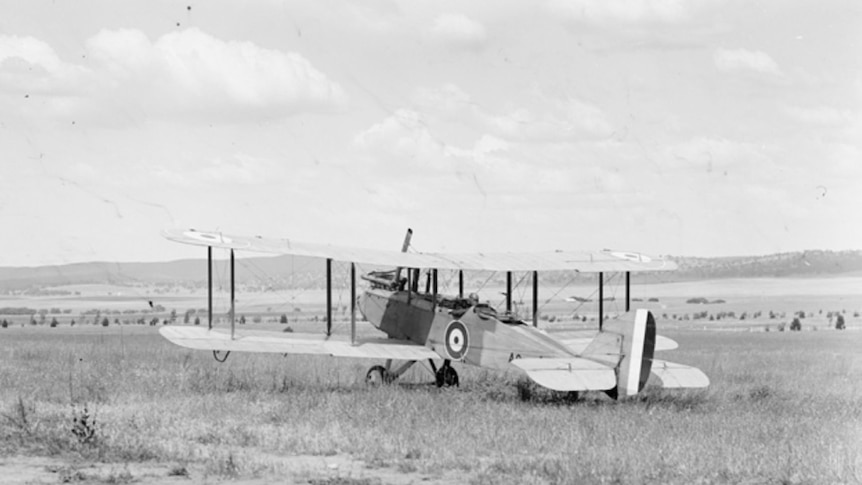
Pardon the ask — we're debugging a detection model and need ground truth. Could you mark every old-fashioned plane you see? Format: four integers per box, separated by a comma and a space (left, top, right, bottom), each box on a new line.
159, 228, 708, 399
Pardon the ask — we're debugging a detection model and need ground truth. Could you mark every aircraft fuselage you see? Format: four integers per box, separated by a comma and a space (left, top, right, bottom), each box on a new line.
358, 288, 574, 370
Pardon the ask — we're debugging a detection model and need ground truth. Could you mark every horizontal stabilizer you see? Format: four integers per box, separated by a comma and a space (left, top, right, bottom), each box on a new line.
159, 326, 439, 361
650, 359, 710, 388
655, 335, 678, 351
562, 334, 677, 354
511, 358, 616, 391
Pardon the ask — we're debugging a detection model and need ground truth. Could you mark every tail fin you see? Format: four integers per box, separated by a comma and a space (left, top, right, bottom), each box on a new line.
583, 309, 656, 399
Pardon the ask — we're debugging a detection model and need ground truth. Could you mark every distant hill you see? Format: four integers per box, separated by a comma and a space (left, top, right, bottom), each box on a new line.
0, 250, 860, 293
668, 250, 862, 280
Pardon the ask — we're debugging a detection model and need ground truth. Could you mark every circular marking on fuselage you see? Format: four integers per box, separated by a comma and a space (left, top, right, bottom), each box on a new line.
183, 231, 232, 245
444, 320, 469, 361
608, 251, 651, 263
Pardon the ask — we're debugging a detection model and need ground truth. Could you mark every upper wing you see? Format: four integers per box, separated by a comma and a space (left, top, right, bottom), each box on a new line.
163, 228, 676, 272
159, 326, 439, 361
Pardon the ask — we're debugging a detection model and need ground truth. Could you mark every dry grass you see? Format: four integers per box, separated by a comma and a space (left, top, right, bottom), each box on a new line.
1, 322, 860, 484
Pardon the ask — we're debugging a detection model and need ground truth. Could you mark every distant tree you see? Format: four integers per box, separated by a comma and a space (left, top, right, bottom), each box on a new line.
836, 314, 845, 330
252, 315, 262, 324
170, 309, 177, 322
194, 316, 200, 326
183, 310, 191, 324
790, 317, 801, 331
101, 317, 110, 327
50, 317, 58, 328
70, 319, 76, 327
1, 319, 7, 328
279, 313, 289, 324
239, 315, 246, 325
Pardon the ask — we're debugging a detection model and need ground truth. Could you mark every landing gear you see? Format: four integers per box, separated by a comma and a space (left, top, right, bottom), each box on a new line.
365, 365, 392, 385
365, 360, 417, 386
213, 350, 230, 363
435, 360, 459, 387
365, 359, 459, 387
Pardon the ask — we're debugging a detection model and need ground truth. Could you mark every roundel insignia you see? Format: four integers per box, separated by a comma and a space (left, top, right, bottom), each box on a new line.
183, 230, 233, 245
444, 320, 469, 361
609, 251, 652, 263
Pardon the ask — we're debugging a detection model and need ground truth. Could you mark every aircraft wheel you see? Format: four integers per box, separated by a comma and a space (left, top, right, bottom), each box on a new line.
365, 365, 391, 386
435, 366, 459, 388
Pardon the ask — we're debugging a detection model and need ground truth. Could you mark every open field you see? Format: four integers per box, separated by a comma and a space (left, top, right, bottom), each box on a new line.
1, 278, 861, 484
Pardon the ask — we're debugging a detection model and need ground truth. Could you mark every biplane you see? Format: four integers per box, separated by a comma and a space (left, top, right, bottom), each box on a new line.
159, 228, 708, 399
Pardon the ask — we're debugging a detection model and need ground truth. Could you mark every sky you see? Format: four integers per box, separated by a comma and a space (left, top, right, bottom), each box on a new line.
0, 0, 860, 266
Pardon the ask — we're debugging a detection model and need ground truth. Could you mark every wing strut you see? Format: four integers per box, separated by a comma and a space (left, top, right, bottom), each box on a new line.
350, 262, 356, 345
506, 271, 512, 312
207, 246, 213, 330
598, 271, 604, 331
326, 258, 332, 337
532, 270, 538, 327
432, 269, 438, 312
230, 249, 236, 339
625, 271, 631, 312
458, 270, 464, 298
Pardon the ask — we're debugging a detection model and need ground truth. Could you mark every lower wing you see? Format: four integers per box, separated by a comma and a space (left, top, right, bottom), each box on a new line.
159, 326, 440, 361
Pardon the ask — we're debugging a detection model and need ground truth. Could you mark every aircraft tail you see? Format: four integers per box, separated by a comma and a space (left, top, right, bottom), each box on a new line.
582, 309, 656, 399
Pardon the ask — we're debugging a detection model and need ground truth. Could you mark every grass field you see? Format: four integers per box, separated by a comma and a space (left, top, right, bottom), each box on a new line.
1, 279, 861, 484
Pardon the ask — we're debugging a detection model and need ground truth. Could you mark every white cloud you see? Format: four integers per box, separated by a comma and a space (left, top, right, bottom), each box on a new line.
353, 109, 449, 165
713, 48, 782, 76
783, 105, 855, 126
0, 34, 91, 94
485, 98, 614, 142
547, 0, 693, 24
0, 34, 63, 73
0, 28, 347, 125
84, 28, 347, 120
661, 136, 777, 174
410, 84, 614, 142
428, 13, 487, 49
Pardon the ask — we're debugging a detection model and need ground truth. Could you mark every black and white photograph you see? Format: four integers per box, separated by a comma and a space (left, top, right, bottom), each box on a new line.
1, 1, 859, 483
